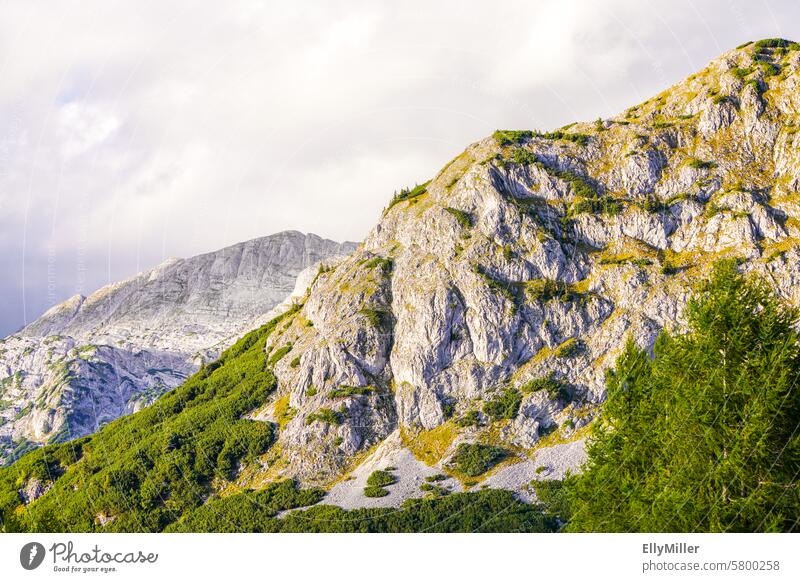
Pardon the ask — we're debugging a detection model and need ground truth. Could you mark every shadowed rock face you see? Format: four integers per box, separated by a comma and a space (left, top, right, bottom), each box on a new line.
0, 231, 357, 462
243, 41, 800, 485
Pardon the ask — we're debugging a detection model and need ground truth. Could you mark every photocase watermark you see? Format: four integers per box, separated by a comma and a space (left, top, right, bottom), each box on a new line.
20, 542, 46, 570
19, 540, 159, 574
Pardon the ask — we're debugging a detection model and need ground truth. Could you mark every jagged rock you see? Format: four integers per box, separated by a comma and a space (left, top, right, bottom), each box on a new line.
94, 511, 117, 527
19, 478, 50, 505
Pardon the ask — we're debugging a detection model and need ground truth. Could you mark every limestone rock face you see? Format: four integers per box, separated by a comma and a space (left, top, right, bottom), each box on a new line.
0, 231, 356, 462
247, 42, 800, 484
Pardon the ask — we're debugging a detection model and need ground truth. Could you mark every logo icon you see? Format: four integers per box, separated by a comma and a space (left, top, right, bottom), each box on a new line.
20, 542, 46, 570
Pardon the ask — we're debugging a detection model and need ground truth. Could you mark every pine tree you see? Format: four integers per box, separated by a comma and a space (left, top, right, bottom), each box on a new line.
567, 261, 800, 532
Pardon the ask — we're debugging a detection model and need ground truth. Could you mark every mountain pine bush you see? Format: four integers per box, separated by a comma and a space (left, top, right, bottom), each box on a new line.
567, 261, 800, 532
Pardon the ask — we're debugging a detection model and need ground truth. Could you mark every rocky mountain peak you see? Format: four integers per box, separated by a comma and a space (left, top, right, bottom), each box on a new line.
235, 40, 800, 487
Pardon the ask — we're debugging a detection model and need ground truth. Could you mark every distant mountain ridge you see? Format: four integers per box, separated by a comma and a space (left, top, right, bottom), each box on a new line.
0, 231, 357, 463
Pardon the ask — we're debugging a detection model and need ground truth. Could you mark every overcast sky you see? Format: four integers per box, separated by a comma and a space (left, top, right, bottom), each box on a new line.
0, 0, 798, 336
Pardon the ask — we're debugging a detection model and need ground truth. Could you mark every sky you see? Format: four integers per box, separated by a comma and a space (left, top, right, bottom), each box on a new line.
0, 0, 798, 336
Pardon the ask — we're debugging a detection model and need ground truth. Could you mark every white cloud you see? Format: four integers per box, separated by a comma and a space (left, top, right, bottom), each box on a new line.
56, 101, 120, 159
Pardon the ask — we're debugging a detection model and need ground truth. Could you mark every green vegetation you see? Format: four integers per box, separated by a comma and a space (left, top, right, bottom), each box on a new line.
174, 489, 559, 532
455, 410, 482, 428
531, 480, 571, 526
746, 78, 766, 96
359, 307, 391, 328
482, 388, 522, 421
364, 256, 394, 274
473, 265, 521, 309
492, 130, 534, 146
686, 157, 717, 170
367, 469, 396, 488
704, 201, 722, 219
566, 262, 800, 532
758, 61, 780, 77
420, 483, 450, 497
600, 254, 653, 268
551, 168, 595, 199
401, 423, 459, 466
166, 480, 324, 532
444, 207, 474, 229
0, 310, 293, 532
665, 192, 696, 206
290, 356, 301, 368
305, 407, 343, 426
538, 131, 591, 146
363, 486, 390, 497
440, 400, 455, 419
493, 129, 589, 148
475, 270, 593, 313
14, 403, 33, 420
34, 474, 551, 533
268, 343, 293, 366
387, 181, 430, 211
511, 148, 538, 165
499, 153, 619, 218
641, 196, 669, 213
731, 67, 752, 79
525, 278, 588, 304
3, 114, 798, 533
272, 394, 296, 428
567, 196, 622, 218
448, 443, 507, 477
754, 38, 797, 49
552, 170, 621, 217
364, 469, 397, 498
3, 438, 41, 466
329, 385, 377, 399
519, 374, 571, 403
555, 338, 584, 358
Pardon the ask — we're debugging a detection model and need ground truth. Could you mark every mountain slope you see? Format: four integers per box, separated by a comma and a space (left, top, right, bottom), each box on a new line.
0, 231, 357, 462
2, 39, 800, 529
255, 39, 800, 485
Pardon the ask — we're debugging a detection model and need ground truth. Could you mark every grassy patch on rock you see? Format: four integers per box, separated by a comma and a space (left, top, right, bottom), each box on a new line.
401, 423, 460, 466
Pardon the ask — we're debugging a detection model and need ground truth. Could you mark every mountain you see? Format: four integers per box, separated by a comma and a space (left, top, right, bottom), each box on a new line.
0, 231, 357, 463
2, 39, 800, 531
256, 39, 800, 485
